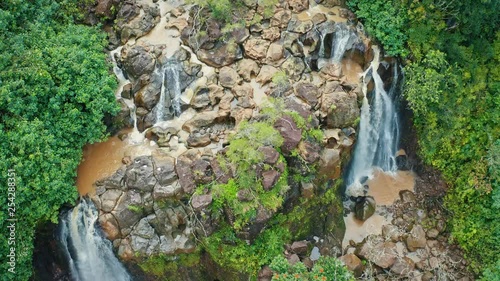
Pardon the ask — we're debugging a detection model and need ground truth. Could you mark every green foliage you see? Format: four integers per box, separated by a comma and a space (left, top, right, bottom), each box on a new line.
188, 0, 277, 23
203, 223, 291, 275
138, 252, 201, 279
270, 256, 354, 281
480, 259, 500, 281
349, 0, 499, 276
0, 1, 118, 279
404, 50, 454, 116
227, 121, 284, 171
200, 99, 340, 276
404, 33, 499, 276
272, 71, 290, 88
347, 0, 408, 56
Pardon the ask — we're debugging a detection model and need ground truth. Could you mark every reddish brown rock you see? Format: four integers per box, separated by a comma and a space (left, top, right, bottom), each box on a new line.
406, 225, 427, 251
274, 116, 302, 154
99, 213, 121, 240
191, 194, 213, 211
262, 170, 280, 190
339, 253, 364, 277
294, 82, 319, 108
291, 240, 308, 255
258, 146, 280, 165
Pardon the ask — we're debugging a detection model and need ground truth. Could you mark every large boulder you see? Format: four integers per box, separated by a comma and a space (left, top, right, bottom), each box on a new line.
297, 141, 321, 163
258, 146, 280, 165
294, 82, 320, 108
271, 9, 292, 28
391, 257, 415, 275
244, 38, 271, 60
256, 65, 279, 84
274, 116, 302, 154
100, 189, 123, 213
285, 0, 309, 13
112, 191, 145, 236
266, 43, 285, 63
319, 148, 341, 179
121, 45, 156, 80
99, 213, 121, 240
191, 194, 213, 211
130, 218, 159, 255
182, 111, 219, 133
321, 0, 346, 7
262, 27, 281, 42
406, 225, 427, 251
219, 67, 242, 89
133, 74, 162, 110
125, 156, 157, 192
281, 56, 305, 81
261, 170, 280, 190
339, 254, 364, 277
153, 184, 182, 201
117, 4, 160, 43
237, 59, 261, 81
95, 0, 114, 18
354, 196, 376, 221
197, 41, 243, 68
287, 18, 314, 34
175, 150, 198, 194
320, 91, 359, 128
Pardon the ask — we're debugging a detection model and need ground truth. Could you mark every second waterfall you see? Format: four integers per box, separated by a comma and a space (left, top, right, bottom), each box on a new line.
345, 46, 402, 196
156, 61, 182, 123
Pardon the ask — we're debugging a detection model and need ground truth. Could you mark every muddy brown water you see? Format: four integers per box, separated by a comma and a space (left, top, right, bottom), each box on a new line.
343, 169, 415, 247
76, 135, 128, 196
367, 169, 415, 205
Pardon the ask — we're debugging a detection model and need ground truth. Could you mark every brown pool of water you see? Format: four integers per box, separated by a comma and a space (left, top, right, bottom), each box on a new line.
342, 57, 363, 84
76, 135, 128, 196
367, 169, 415, 205
343, 169, 415, 247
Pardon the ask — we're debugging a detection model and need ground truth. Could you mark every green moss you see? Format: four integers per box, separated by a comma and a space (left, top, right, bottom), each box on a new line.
138, 251, 202, 279
127, 205, 143, 213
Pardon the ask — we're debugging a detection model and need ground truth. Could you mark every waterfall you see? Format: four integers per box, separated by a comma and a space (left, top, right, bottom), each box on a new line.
345, 46, 400, 194
156, 62, 182, 123
59, 199, 131, 281
318, 30, 326, 58
330, 24, 357, 63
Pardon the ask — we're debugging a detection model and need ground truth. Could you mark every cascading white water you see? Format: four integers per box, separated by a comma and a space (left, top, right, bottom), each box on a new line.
346, 46, 400, 194
156, 62, 182, 123
59, 199, 131, 281
330, 24, 357, 63
318, 30, 326, 58
109, 47, 146, 144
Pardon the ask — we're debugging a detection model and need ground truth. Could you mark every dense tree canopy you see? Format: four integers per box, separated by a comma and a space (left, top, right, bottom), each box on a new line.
0, 0, 117, 279
348, 0, 499, 277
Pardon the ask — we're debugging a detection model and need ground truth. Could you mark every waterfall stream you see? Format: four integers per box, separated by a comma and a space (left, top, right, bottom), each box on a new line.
345, 46, 401, 195
156, 62, 182, 124
330, 24, 357, 63
59, 199, 132, 281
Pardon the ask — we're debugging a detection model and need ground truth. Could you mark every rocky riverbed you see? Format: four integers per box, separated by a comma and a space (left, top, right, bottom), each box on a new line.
32, 0, 474, 280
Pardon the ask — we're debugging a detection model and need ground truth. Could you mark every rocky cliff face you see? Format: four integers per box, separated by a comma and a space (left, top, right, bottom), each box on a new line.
85, 0, 377, 279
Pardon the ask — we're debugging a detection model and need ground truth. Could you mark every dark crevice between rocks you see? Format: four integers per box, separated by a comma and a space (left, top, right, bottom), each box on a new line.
31, 214, 72, 281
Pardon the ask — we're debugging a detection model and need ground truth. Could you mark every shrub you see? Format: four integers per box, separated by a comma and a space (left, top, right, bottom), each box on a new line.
270, 256, 354, 281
